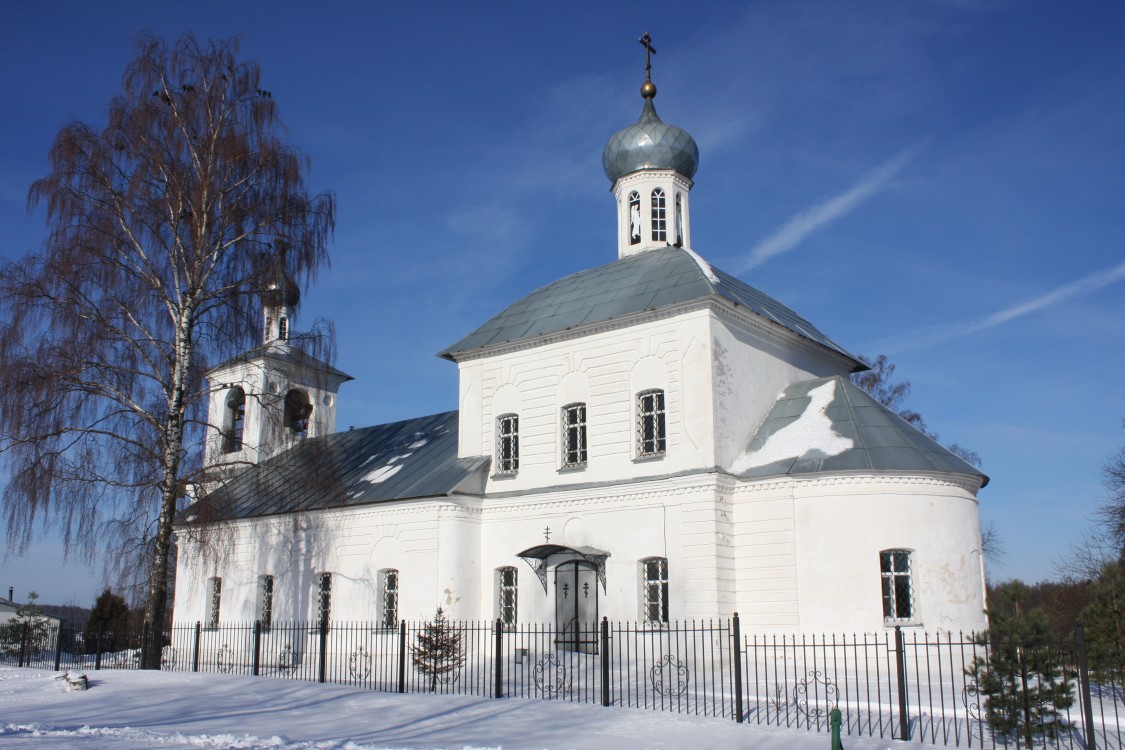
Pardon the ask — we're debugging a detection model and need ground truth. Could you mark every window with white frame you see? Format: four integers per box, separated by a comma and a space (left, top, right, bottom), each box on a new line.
628, 191, 641, 245
316, 572, 332, 628
380, 568, 399, 628
562, 403, 587, 469
223, 388, 245, 453
205, 576, 222, 629
285, 389, 312, 437
641, 557, 669, 624
496, 414, 519, 475
497, 566, 518, 628
674, 193, 683, 246
278, 316, 288, 341
257, 574, 274, 629
651, 188, 667, 242
880, 550, 915, 622
637, 389, 666, 457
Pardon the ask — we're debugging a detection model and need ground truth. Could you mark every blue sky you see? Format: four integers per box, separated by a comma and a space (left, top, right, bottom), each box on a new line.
2, 1, 1123, 607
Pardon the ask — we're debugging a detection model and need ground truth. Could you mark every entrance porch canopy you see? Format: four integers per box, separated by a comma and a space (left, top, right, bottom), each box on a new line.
516, 543, 609, 593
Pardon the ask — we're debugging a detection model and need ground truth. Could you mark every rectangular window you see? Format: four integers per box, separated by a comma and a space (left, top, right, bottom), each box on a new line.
651, 188, 667, 242
498, 567, 518, 628
257, 574, 274, 629
496, 414, 519, 474
637, 390, 666, 457
562, 403, 587, 468
317, 572, 332, 628
206, 577, 222, 629
642, 558, 669, 624
380, 569, 399, 629
880, 550, 915, 622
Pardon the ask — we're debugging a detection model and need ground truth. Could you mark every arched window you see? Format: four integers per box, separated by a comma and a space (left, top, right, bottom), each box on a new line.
562, 403, 587, 468
628, 191, 641, 245
637, 389, 666, 457
496, 414, 519, 475
223, 387, 245, 454
651, 188, 667, 242
278, 316, 288, 341
205, 576, 222, 629
257, 574, 274, 629
880, 549, 915, 622
641, 557, 669, 624
316, 572, 332, 628
379, 569, 399, 628
497, 566, 518, 628
284, 389, 312, 437
675, 193, 684, 246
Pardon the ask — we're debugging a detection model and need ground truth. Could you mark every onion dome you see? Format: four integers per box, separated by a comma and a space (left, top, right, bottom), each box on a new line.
261, 264, 300, 309
602, 86, 699, 183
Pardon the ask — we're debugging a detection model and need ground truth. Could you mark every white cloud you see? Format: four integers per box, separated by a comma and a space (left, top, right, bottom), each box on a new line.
736, 146, 919, 273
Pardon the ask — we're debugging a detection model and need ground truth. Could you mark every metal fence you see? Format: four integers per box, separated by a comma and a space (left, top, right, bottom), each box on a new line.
2, 615, 1122, 748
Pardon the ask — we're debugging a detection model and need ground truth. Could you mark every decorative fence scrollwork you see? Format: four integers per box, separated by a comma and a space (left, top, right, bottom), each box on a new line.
215, 644, 235, 673
535, 653, 569, 695
160, 645, 176, 671
276, 644, 294, 675
650, 654, 689, 697
793, 670, 838, 718
348, 646, 372, 680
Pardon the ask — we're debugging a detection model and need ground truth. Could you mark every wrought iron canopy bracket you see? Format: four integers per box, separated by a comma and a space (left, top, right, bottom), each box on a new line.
516, 543, 610, 594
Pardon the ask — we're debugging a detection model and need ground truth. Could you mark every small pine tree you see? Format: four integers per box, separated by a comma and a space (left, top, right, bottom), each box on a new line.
410, 607, 465, 692
967, 581, 1075, 745
0, 592, 51, 657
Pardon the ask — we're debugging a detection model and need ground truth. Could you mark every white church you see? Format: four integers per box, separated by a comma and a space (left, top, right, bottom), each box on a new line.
173, 60, 989, 637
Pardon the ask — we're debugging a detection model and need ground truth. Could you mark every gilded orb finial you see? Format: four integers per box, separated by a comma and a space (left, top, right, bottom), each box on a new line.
638, 32, 657, 98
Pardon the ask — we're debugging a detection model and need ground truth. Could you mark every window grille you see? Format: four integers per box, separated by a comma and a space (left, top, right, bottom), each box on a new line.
637, 390, 666, 457
562, 403, 587, 468
380, 569, 399, 628
317, 572, 332, 628
258, 574, 274, 628
206, 577, 222, 629
496, 414, 519, 474
642, 557, 669, 624
278, 316, 288, 341
497, 566, 518, 628
651, 188, 667, 242
223, 388, 245, 453
628, 191, 641, 245
880, 550, 915, 622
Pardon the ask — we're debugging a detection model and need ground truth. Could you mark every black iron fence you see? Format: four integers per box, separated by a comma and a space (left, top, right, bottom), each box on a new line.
2, 615, 1122, 748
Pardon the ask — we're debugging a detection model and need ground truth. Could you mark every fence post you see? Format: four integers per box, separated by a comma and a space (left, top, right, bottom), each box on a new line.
53, 623, 64, 671
732, 612, 744, 723
398, 620, 407, 693
95, 622, 104, 671
494, 618, 504, 699
140, 620, 151, 670
894, 626, 910, 741
252, 621, 262, 677
18, 621, 29, 667
192, 622, 201, 672
600, 617, 611, 707
317, 619, 329, 684
1074, 622, 1097, 750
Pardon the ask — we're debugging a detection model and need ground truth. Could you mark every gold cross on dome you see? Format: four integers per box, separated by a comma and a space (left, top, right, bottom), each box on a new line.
639, 32, 656, 82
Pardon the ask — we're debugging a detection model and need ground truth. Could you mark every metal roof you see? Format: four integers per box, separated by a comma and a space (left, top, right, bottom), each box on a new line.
182, 411, 489, 523
439, 245, 862, 368
602, 96, 699, 183
735, 376, 989, 486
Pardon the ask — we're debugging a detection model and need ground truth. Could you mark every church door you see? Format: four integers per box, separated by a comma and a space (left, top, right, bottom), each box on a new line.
554, 561, 598, 654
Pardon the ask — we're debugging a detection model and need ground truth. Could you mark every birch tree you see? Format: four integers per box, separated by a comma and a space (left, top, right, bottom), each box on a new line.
0, 33, 334, 665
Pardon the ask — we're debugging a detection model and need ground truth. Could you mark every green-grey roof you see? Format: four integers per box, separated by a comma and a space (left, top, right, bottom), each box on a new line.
439, 246, 862, 368
734, 376, 989, 486
182, 411, 488, 522
602, 97, 699, 183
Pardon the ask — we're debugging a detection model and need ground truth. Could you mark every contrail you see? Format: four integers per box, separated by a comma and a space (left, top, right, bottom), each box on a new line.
737, 146, 919, 273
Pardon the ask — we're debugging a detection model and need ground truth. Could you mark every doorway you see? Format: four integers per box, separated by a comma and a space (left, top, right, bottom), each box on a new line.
554, 560, 598, 653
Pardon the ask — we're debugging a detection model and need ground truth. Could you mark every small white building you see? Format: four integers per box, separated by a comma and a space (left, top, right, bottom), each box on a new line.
174, 71, 989, 637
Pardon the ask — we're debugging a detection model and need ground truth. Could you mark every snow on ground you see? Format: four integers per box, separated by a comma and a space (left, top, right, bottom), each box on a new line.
0, 666, 911, 749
